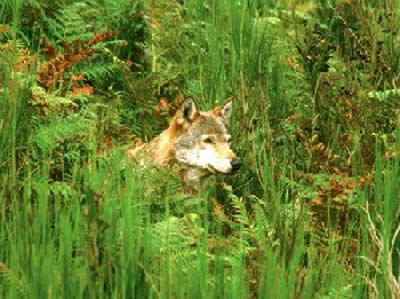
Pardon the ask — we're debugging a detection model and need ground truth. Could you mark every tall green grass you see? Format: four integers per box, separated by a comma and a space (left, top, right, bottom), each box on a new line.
1, 0, 400, 298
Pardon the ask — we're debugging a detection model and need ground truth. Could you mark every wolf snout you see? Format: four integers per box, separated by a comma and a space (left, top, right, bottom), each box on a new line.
231, 158, 241, 172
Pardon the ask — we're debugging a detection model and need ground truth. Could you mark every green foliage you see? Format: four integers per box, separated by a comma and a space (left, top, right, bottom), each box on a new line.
1, 0, 400, 298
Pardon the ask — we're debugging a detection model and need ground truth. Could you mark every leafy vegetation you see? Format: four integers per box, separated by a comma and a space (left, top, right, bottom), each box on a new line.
1, 0, 400, 298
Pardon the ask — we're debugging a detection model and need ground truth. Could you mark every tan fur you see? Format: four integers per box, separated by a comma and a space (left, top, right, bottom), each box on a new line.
128, 99, 240, 193
128, 115, 184, 165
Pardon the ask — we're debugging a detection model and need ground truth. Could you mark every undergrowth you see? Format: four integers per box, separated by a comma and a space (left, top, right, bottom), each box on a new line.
0, 0, 400, 298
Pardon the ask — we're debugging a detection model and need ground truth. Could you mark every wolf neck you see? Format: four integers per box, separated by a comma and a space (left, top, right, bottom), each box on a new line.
151, 116, 182, 165
180, 167, 211, 194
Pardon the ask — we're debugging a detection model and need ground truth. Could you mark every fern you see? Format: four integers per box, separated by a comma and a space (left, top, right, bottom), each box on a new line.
44, 1, 103, 43
32, 114, 92, 155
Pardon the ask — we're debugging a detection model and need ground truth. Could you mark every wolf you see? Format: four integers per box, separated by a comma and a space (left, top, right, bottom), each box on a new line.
128, 98, 241, 193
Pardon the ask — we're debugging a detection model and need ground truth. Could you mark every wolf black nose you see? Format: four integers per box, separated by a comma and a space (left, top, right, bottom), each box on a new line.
231, 158, 241, 172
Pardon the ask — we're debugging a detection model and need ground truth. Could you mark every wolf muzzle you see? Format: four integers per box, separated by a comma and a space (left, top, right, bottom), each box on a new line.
231, 158, 241, 172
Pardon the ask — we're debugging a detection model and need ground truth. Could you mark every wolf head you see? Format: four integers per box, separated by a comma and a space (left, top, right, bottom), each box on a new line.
174, 98, 241, 174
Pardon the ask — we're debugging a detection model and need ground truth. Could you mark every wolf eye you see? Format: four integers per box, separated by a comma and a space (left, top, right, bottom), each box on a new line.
204, 137, 213, 144
227, 136, 232, 143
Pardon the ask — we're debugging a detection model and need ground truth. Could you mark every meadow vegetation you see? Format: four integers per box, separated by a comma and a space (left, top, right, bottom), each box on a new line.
0, 0, 400, 298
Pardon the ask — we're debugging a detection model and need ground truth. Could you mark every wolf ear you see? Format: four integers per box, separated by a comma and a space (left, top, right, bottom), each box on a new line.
221, 101, 232, 121
214, 100, 232, 124
178, 98, 197, 124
